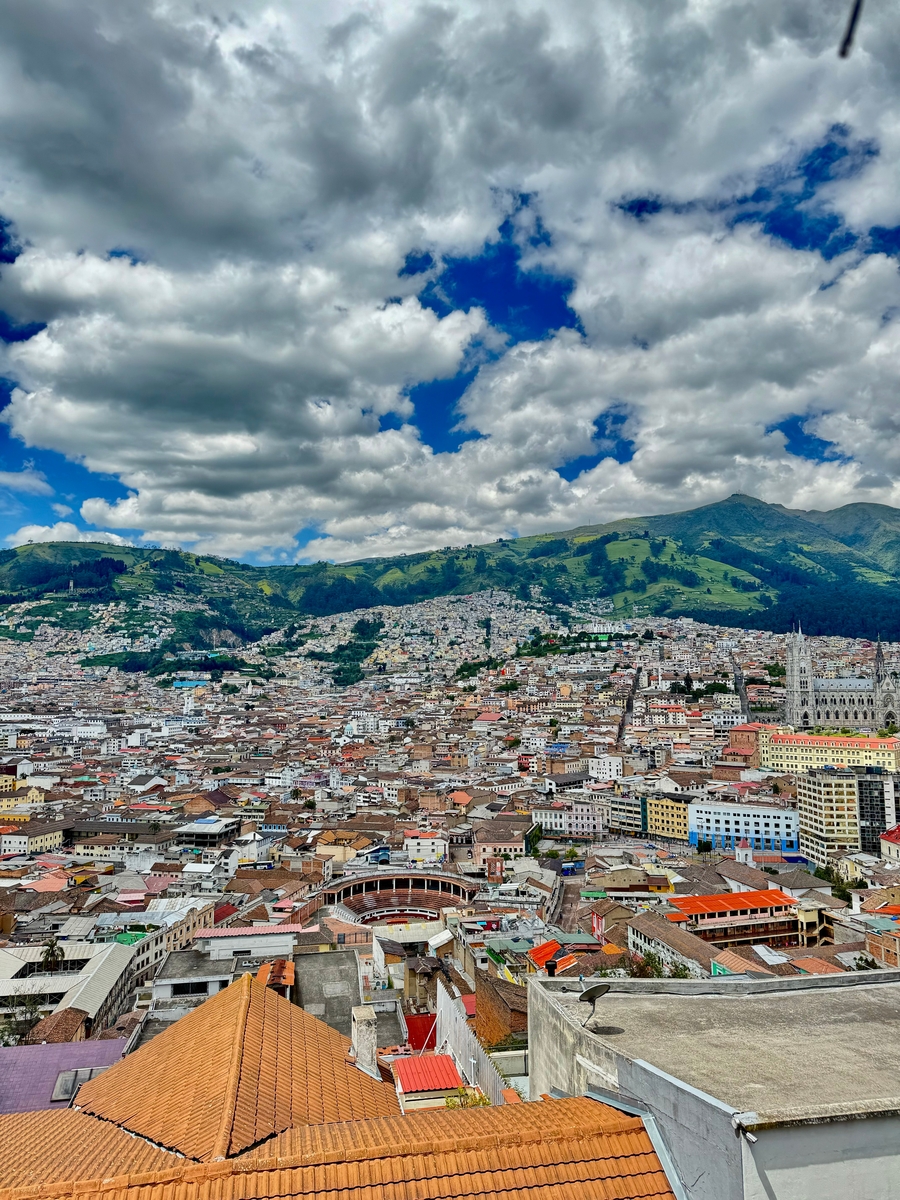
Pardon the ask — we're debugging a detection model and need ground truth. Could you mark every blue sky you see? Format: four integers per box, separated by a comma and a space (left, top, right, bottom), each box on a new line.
0, 2, 899, 561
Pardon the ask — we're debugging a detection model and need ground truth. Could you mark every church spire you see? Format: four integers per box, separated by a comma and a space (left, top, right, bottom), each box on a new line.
876, 635, 886, 685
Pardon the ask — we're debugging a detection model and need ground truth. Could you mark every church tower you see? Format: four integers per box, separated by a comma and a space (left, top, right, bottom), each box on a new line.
874, 638, 898, 729
786, 627, 814, 728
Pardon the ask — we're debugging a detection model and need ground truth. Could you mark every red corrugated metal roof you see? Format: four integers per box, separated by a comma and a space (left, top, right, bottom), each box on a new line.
528, 939, 561, 968
461, 994, 476, 1017
392, 1054, 462, 1093
669, 889, 797, 917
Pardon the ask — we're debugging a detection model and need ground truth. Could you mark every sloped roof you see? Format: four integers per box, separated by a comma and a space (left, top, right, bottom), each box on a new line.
392, 1053, 462, 1093
0, 1109, 179, 1188
1, 1097, 675, 1200
75, 974, 399, 1161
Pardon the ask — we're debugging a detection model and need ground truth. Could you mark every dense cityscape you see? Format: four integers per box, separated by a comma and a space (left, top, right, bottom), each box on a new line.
3, 1, 899, 1195
1, 581, 900, 1195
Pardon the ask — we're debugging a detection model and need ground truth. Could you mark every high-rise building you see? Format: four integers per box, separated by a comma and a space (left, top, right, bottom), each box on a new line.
853, 766, 898, 856
797, 768, 863, 867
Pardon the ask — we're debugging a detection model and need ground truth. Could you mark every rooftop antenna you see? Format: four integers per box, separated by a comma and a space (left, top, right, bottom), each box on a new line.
839, 0, 864, 57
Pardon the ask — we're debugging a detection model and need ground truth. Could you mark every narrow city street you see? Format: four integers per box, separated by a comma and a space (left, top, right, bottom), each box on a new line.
556, 878, 585, 932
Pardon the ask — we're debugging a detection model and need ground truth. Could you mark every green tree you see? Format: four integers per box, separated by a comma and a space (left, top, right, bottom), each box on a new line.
0, 991, 44, 1045
627, 951, 666, 978
40, 937, 63, 974
445, 1087, 490, 1108
668, 962, 691, 979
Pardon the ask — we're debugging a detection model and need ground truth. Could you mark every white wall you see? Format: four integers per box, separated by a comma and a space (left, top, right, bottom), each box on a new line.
743, 1116, 900, 1200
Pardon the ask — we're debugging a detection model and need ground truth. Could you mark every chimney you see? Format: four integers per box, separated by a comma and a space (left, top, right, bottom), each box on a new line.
351, 1005, 379, 1079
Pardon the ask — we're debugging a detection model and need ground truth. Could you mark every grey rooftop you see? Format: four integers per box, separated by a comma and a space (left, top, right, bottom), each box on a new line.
547, 972, 900, 1122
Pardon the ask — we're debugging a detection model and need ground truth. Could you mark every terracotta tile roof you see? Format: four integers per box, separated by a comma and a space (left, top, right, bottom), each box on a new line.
24, 1007, 89, 1044
0, 1097, 676, 1200
789, 956, 844, 975
75, 973, 399, 1161
0, 1110, 179, 1188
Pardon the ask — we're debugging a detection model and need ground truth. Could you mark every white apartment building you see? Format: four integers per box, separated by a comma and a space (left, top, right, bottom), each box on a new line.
797, 769, 862, 868
403, 830, 449, 863
688, 797, 799, 852
587, 754, 624, 781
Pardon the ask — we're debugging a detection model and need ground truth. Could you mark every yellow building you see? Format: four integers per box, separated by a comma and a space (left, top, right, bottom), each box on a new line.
763, 733, 900, 773
646, 793, 690, 842
2, 822, 65, 853
796, 769, 861, 868
0, 774, 15, 794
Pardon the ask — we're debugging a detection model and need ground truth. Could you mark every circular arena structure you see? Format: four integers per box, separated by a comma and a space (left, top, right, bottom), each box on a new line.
319, 871, 480, 923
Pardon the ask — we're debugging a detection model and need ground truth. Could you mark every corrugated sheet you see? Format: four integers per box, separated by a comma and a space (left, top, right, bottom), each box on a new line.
392, 1054, 462, 1093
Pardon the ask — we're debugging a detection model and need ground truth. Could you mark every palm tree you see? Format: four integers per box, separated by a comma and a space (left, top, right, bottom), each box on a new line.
40, 937, 63, 974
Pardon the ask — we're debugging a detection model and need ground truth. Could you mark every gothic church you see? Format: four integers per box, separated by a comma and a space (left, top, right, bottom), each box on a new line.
785, 629, 898, 731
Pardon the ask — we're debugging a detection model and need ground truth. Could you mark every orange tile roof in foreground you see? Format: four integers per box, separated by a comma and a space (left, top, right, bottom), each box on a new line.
0, 1097, 676, 1200
0, 1109, 179, 1189
75, 973, 399, 1161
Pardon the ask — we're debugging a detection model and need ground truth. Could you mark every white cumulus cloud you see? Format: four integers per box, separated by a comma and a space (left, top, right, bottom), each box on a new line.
5, 521, 132, 547
0, 0, 897, 557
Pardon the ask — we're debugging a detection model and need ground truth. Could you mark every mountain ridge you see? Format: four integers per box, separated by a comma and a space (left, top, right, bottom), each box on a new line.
4, 493, 900, 643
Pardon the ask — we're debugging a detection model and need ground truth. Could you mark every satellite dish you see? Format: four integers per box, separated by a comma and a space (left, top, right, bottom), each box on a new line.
577, 982, 610, 1027
557, 981, 611, 1026
578, 983, 611, 1005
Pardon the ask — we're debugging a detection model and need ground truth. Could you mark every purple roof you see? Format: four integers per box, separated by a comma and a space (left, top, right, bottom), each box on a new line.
0, 1039, 127, 1113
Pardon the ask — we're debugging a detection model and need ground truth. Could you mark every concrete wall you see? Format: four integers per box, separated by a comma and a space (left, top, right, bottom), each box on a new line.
527, 981, 741, 1200
529, 976, 900, 1200
743, 1116, 900, 1200
619, 1060, 742, 1200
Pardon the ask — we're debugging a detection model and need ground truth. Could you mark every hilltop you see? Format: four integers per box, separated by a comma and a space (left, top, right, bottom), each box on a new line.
5, 494, 900, 644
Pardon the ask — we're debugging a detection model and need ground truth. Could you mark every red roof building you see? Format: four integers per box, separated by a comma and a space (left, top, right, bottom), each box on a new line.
665, 889, 801, 949
392, 1054, 465, 1112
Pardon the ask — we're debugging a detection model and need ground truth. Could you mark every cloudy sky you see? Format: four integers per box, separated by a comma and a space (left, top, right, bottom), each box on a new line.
0, 0, 899, 562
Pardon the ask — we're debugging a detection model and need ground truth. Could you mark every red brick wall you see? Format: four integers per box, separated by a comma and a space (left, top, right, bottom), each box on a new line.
475, 972, 527, 1047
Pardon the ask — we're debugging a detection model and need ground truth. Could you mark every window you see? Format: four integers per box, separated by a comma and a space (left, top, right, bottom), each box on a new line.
52, 1066, 110, 1102
172, 980, 209, 996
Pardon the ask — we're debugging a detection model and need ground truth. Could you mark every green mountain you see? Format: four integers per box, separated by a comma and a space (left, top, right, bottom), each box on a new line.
4, 493, 900, 646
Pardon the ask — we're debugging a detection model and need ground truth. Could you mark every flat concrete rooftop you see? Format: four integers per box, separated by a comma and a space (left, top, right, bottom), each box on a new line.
156, 949, 231, 982
551, 976, 900, 1122
294, 948, 360, 1036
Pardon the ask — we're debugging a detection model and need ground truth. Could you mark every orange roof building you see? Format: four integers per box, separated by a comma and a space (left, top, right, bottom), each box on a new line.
0, 1095, 676, 1200
76, 972, 400, 1160
0, 975, 680, 1200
